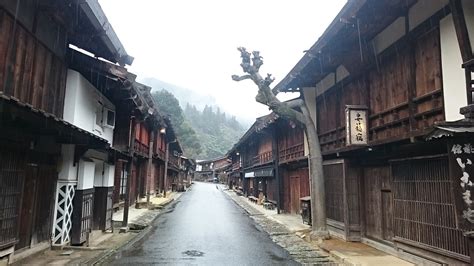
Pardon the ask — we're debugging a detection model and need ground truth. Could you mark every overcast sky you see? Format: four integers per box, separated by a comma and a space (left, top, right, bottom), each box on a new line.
99, 0, 347, 124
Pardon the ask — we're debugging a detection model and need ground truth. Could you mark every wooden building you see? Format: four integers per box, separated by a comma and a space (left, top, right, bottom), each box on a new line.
276, 118, 309, 215
274, 0, 474, 264
228, 112, 310, 213
195, 157, 231, 183
0, 0, 136, 260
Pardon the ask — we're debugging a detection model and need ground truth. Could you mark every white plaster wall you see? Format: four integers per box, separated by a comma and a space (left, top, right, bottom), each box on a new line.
441, 14, 467, 121
463, 0, 474, 51
93, 160, 104, 187
103, 164, 115, 187
58, 144, 77, 181
77, 159, 95, 190
372, 17, 406, 54
409, 0, 449, 31
64, 70, 115, 144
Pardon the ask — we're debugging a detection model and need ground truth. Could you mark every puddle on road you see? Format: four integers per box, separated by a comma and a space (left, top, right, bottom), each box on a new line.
182, 250, 205, 257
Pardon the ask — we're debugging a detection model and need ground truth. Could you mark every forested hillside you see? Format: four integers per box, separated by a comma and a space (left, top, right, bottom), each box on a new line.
152, 89, 246, 160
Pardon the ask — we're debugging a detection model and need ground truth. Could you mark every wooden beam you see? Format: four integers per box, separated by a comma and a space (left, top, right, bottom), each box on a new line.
68, 49, 136, 81
450, 0, 473, 62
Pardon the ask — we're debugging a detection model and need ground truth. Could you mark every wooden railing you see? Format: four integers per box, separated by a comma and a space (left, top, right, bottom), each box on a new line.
279, 143, 305, 163
154, 148, 165, 160
133, 139, 149, 157
232, 162, 241, 171
245, 151, 273, 168
169, 156, 179, 168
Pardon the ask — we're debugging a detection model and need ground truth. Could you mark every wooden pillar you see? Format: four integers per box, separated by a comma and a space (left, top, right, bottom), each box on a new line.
122, 117, 135, 228
163, 142, 169, 197
146, 131, 155, 204
450, 0, 473, 62
450, 0, 473, 104
272, 125, 282, 213
406, 13, 417, 132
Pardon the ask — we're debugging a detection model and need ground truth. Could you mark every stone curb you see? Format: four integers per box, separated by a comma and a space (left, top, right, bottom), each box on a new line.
222, 190, 338, 265
322, 250, 358, 266
86, 192, 184, 265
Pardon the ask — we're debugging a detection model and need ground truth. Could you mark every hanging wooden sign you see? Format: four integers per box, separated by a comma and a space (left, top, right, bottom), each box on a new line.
345, 105, 368, 146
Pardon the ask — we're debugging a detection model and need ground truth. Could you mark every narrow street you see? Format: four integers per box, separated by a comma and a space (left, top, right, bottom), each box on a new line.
104, 182, 298, 265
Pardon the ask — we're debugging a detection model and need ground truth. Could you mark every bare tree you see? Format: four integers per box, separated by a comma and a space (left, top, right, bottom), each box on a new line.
232, 47, 328, 238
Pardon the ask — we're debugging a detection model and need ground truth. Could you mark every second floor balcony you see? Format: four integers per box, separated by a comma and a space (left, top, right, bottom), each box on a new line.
232, 162, 241, 171
169, 155, 180, 168
133, 139, 149, 157
245, 151, 273, 168
279, 143, 305, 164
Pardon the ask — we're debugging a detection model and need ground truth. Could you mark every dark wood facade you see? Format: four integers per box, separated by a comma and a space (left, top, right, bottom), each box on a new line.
273, 0, 474, 264
228, 114, 309, 213
0, 8, 67, 118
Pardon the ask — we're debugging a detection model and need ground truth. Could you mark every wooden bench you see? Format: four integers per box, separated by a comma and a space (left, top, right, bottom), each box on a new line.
248, 196, 258, 204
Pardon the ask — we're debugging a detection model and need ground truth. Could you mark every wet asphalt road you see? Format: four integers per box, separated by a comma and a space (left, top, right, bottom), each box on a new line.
105, 182, 298, 265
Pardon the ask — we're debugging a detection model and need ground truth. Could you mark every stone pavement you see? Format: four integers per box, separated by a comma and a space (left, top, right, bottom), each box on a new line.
112, 192, 177, 230
320, 239, 414, 266
223, 188, 338, 265
224, 187, 414, 266
12, 192, 183, 265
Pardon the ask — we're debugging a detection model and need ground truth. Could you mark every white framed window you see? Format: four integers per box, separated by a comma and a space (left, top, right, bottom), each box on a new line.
102, 108, 115, 128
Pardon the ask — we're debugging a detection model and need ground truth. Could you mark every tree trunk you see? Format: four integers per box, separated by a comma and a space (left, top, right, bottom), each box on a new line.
302, 103, 328, 237
232, 47, 328, 238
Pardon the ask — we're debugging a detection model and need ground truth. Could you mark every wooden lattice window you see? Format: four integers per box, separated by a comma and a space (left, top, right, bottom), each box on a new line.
392, 156, 469, 259
0, 149, 25, 248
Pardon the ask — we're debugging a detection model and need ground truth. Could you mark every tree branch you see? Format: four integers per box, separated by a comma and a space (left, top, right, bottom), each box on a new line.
231, 74, 252, 82
233, 47, 305, 124
285, 99, 304, 109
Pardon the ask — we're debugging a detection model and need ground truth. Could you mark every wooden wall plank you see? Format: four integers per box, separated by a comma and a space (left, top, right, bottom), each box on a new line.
0, 11, 13, 92
31, 44, 45, 108
21, 34, 35, 103
41, 51, 52, 113
12, 27, 26, 99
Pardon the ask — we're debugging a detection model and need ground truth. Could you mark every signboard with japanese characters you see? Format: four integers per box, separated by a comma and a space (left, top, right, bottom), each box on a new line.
448, 139, 474, 231
345, 105, 368, 146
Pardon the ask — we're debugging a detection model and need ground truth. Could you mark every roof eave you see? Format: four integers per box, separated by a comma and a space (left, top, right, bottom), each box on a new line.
275, 0, 366, 92
80, 0, 134, 66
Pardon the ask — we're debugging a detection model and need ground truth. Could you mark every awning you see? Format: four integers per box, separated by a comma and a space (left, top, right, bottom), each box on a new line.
426, 121, 474, 141
254, 168, 274, 177
0, 92, 109, 146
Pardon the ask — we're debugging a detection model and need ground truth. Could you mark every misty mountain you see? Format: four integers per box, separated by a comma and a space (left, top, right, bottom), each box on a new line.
141, 77, 218, 111
152, 88, 246, 160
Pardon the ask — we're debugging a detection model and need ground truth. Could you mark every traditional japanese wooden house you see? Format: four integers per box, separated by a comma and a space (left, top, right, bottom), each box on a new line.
194, 159, 215, 181
228, 112, 310, 213
111, 81, 170, 213
276, 118, 310, 215
0, 0, 134, 260
275, 0, 474, 264
229, 114, 279, 204
161, 125, 184, 193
